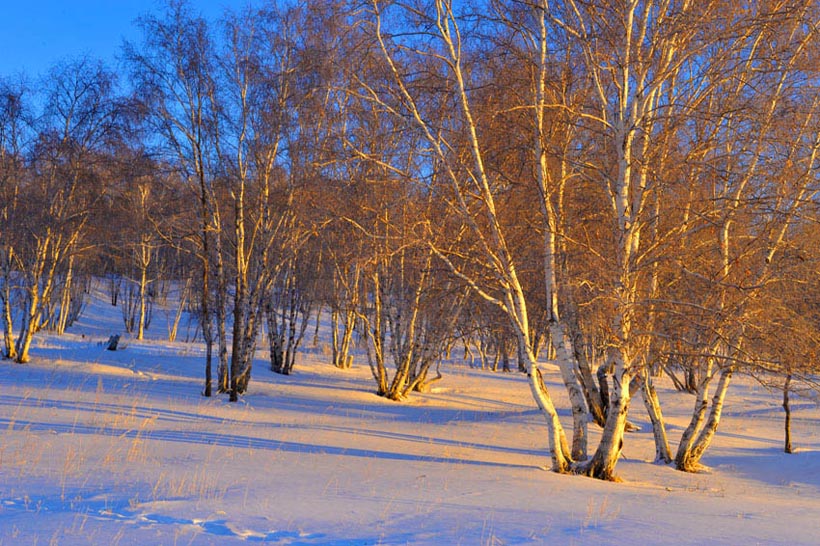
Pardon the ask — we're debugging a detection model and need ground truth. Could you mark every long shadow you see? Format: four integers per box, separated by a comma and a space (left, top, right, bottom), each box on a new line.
1, 393, 545, 454
0, 417, 540, 471
1, 373, 548, 454
0, 394, 225, 427
0, 393, 546, 458
282, 421, 545, 458
251, 388, 550, 425
0, 386, 543, 428
14, 344, 545, 424
705, 447, 820, 489
1, 355, 552, 460
724, 403, 818, 418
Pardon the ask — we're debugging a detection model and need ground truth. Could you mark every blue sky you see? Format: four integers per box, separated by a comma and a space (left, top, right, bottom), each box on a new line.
0, 1, 252, 79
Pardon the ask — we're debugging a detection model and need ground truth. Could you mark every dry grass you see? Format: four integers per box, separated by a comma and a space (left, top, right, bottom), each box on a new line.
0, 378, 229, 522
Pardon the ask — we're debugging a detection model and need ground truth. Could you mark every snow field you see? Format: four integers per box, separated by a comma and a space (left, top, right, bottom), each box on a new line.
1, 289, 819, 545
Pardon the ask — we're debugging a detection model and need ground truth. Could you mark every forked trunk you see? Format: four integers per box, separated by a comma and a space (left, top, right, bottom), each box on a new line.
675, 366, 733, 472
674, 359, 714, 471
571, 325, 606, 427
338, 310, 356, 369
681, 367, 734, 471
576, 350, 631, 481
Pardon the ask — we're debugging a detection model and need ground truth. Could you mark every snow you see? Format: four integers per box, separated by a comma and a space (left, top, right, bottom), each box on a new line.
1, 288, 819, 545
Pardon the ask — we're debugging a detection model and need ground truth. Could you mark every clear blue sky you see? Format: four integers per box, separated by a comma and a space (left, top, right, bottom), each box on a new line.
0, 1, 252, 79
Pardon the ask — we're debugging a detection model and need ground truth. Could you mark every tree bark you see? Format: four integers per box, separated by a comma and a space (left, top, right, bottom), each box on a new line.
56, 254, 74, 336
783, 373, 793, 454
550, 321, 589, 461
675, 365, 734, 472
639, 368, 672, 464
576, 351, 631, 481
2, 250, 17, 360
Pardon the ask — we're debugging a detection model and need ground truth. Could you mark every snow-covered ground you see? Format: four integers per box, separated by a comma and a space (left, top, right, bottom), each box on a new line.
1, 288, 819, 545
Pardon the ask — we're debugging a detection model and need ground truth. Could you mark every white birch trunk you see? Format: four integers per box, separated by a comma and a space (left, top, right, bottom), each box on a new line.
674, 359, 715, 471
167, 277, 190, 342
550, 321, 588, 461
676, 366, 733, 472
136, 251, 148, 341
529, 362, 573, 472
639, 368, 672, 464
534, 5, 589, 459
577, 350, 631, 481
16, 231, 70, 363
56, 254, 74, 336
687, 367, 734, 462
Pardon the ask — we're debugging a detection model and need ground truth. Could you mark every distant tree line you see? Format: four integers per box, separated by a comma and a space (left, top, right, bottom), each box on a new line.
1, 0, 819, 480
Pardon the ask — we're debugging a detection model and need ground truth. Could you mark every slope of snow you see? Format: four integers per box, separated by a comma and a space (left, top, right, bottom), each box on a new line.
1, 288, 818, 545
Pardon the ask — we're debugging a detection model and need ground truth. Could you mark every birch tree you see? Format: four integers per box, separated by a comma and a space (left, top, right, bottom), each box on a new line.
669, 2, 820, 470
13, 58, 118, 363
0, 79, 26, 360
360, 0, 574, 470
540, 0, 742, 479
216, 5, 305, 398
118, 170, 158, 340
125, 1, 225, 395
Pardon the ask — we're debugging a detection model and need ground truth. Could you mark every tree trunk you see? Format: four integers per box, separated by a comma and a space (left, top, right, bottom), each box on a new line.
1, 251, 17, 360
364, 272, 389, 395
109, 275, 120, 307
16, 239, 61, 364
214, 226, 231, 397
550, 321, 589, 461
56, 254, 74, 336
136, 259, 148, 341
339, 310, 356, 369
2, 293, 15, 360
571, 325, 606, 427
675, 365, 733, 472
331, 309, 340, 367
639, 368, 672, 464
267, 301, 285, 374
530, 365, 573, 473
576, 350, 631, 481
517, 337, 527, 373
685, 366, 698, 394
270, 336, 284, 373
597, 363, 610, 415
477, 335, 489, 370
674, 358, 713, 470
201, 251, 214, 398
168, 277, 190, 342
500, 338, 511, 372
783, 373, 793, 454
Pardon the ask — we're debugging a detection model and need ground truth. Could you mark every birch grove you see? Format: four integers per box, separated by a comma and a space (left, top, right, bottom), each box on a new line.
1, 0, 819, 482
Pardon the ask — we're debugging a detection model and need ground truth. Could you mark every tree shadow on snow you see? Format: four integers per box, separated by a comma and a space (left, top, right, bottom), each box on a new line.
705, 447, 820, 490
0, 416, 541, 472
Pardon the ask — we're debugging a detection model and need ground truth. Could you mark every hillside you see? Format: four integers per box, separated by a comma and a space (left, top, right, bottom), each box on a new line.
1, 288, 819, 545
